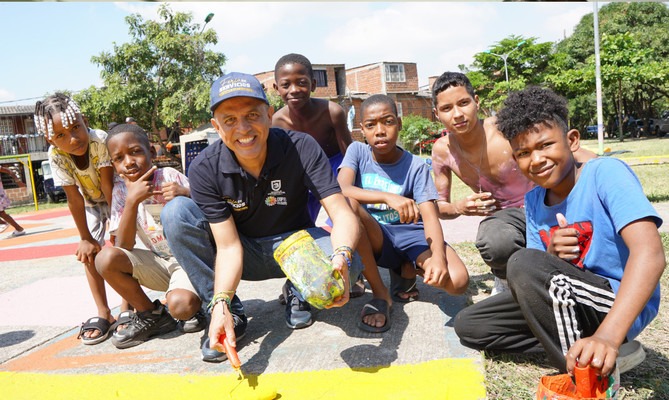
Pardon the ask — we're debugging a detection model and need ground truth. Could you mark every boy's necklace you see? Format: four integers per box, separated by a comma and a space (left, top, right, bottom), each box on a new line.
451, 136, 485, 193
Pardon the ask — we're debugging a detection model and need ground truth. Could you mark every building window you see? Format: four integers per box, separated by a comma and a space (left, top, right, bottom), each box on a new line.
24, 118, 35, 134
396, 102, 403, 117
314, 70, 328, 87
385, 64, 405, 82
0, 119, 12, 135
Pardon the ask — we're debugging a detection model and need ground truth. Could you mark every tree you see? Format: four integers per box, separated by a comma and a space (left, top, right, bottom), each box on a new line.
600, 33, 650, 141
551, 2, 669, 134
75, 5, 225, 143
266, 90, 285, 112
469, 36, 554, 114
399, 114, 442, 155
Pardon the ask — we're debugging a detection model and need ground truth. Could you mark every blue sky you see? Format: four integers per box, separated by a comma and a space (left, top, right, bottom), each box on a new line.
0, 2, 598, 105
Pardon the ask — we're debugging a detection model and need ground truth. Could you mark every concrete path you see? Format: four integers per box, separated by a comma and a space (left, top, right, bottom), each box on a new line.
0, 207, 487, 400
2, 201, 667, 399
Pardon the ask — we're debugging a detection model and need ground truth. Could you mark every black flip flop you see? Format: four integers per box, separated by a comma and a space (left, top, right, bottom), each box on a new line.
389, 268, 419, 303
350, 276, 366, 298
357, 298, 391, 333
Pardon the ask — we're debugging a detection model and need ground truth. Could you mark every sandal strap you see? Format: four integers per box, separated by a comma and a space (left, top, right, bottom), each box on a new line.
77, 317, 112, 339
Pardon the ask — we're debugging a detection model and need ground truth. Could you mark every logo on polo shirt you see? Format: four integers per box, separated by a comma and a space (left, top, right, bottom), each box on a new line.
265, 179, 287, 207
265, 196, 287, 207
223, 196, 248, 211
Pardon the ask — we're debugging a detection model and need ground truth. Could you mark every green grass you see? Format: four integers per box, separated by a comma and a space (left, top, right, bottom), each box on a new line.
580, 136, 669, 159
452, 234, 669, 400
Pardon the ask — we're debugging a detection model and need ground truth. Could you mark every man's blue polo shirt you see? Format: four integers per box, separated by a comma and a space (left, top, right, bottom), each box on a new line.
188, 128, 341, 238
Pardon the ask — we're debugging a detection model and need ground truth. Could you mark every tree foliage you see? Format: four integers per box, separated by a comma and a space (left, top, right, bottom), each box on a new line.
470, 36, 553, 115
75, 5, 225, 140
549, 2, 669, 134
465, 2, 669, 139
266, 90, 285, 112
399, 114, 442, 154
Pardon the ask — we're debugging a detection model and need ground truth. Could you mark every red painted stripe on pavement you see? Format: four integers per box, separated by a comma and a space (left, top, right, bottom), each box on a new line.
15, 208, 71, 221
0, 243, 78, 261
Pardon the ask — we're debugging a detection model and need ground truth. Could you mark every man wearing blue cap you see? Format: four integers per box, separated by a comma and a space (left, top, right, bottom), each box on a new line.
162, 72, 364, 363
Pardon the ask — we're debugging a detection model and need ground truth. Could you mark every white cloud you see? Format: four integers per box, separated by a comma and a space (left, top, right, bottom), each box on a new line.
2, 2, 601, 103
324, 3, 496, 84
104, 3, 593, 89
224, 54, 254, 74
0, 88, 16, 102
115, 2, 310, 42
543, 4, 593, 42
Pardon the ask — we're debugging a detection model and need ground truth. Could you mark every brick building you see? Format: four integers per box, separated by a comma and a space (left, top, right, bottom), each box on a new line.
255, 60, 435, 143
0, 105, 45, 205
345, 62, 434, 120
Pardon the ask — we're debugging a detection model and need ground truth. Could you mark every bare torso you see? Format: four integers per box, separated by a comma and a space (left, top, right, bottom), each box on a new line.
272, 98, 344, 157
432, 117, 534, 209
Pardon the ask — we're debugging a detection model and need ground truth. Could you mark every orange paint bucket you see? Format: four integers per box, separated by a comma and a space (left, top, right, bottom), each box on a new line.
536, 365, 619, 399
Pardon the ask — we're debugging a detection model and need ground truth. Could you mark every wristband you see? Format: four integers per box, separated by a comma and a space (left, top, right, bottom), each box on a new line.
333, 245, 353, 255
207, 290, 235, 312
330, 246, 353, 267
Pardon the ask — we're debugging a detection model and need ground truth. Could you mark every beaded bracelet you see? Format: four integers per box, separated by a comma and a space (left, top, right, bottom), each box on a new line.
333, 245, 353, 255
330, 245, 353, 267
207, 290, 235, 312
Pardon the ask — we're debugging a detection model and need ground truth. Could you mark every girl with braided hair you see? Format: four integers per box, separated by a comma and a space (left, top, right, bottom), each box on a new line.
35, 93, 126, 345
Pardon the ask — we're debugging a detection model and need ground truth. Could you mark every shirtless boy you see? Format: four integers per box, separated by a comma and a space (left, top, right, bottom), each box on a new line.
272, 53, 353, 221
272, 53, 365, 297
431, 72, 595, 293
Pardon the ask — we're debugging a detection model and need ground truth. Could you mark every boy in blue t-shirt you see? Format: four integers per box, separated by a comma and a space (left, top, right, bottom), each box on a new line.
454, 87, 665, 378
338, 94, 470, 332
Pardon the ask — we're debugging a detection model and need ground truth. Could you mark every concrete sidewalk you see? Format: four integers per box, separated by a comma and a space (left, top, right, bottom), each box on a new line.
0, 207, 486, 400
2, 202, 667, 399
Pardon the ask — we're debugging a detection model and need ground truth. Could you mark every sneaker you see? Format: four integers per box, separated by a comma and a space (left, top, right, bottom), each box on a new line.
282, 279, 313, 329
0, 224, 8, 233
180, 311, 207, 333
490, 277, 509, 296
201, 312, 248, 363
617, 340, 646, 374
111, 299, 178, 349
10, 230, 26, 238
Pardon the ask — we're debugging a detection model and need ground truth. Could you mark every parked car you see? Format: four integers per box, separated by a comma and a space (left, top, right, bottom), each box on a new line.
42, 160, 65, 203
650, 111, 669, 137
632, 119, 646, 138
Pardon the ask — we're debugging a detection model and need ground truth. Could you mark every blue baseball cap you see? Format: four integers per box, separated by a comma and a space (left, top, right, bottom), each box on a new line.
210, 72, 269, 112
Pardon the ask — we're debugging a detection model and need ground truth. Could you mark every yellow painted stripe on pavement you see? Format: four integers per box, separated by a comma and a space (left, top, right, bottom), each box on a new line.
1, 358, 485, 400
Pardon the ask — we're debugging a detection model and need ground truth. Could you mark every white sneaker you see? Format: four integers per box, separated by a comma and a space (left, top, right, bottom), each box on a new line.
10, 230, 26, 238
490, 277, 509, 296
0, 224, 8, 233
617, 340, 646, 374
